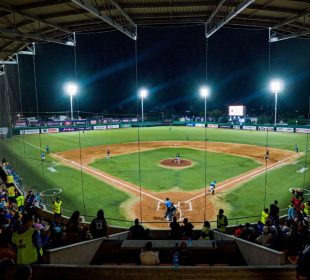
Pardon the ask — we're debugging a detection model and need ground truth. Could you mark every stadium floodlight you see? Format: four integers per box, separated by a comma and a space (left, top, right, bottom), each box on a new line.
64, 82, 78, 120
200, 86, 210, 124
138, 88, 148, 123
269, 79, 284, 127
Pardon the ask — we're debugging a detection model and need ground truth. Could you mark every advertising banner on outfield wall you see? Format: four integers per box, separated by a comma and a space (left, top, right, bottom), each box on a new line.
90, 120, 97, 125
120, 124, 132, 128
242, 125, 257, 130
74, 121, 87, 125
14, 122, 27, 128
93, 126, 106, 130
195, 123, 205, 128
59, 126, 92, 132
233, 125, 241, 130
41, 128, 59, 134
219, 124, 232, 129
20, 129, 40, 135
208, 124, 218, 128
186, 123, 195, 127
258, 126, 274, 131
296, 128, 310, 134
276, 127, 294, 133
107, 125, 119, 129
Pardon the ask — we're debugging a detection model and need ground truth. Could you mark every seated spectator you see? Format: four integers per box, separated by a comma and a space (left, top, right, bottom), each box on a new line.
65, 211, 81, 243
169, 216, 181, 240
178, 241, 192, 266
240, 223, 253, 240
256, 226, 272, 247
296, 245, 310, 280
139, 241, 160, 265
180, 218, 194, 239
144, 228, 154, 240
127, 218, 145, 240
201, 221, 212, 240
234, 225, 243, 238
90, 209, 108, 238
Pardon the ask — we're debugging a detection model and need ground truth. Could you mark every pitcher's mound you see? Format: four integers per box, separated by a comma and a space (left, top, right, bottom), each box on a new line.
160, 158, 193, 169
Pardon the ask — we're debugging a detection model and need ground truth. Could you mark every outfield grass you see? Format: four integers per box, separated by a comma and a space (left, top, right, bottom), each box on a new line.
90, 147, 260, 192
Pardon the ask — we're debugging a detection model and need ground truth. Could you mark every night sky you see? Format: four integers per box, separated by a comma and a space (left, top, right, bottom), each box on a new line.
16, 25, 310, 118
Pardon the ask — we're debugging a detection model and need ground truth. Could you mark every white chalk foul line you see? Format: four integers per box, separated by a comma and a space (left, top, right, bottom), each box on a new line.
186, 152, 301, 203
15, 138, 164, 203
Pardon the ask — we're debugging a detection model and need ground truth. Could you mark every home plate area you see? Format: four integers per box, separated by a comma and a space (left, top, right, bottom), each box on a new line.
156, 201, 192, 221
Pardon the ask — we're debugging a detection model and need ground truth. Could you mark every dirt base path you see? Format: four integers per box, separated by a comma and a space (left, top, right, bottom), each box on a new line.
55, 141, 298, 228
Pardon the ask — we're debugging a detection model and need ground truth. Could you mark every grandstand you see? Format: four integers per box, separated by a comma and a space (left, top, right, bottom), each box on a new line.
0, 1, 310, 279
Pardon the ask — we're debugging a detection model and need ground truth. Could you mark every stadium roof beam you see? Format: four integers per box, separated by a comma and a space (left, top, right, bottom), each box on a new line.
70, 0, 137, 40
0, 28, 74, 46
205, 0, 255, 38
270, 29, 310, 42
272, 8, 310, 29
206, 0, 226, 26
0, 3, 72, 34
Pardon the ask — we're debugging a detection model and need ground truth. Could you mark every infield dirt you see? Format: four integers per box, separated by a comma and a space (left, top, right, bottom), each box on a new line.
56, 141, 297, 228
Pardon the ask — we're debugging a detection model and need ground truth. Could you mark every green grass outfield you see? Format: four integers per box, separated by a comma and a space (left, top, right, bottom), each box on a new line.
0, 127, 309, 226
90, 147, 260, 192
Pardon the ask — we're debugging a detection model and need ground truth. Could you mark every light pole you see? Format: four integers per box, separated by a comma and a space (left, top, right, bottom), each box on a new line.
200, 86, 210, 125
139, 88, 148, 123
64, 82, 78, 120
270, 79, 284, 127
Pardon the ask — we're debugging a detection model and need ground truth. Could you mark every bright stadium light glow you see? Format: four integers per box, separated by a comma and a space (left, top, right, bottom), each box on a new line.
64, 82, 78, 120
139, 88, 148, 99
270, 79, 284, 93
64, 82, 78, 96
200, 86, 210, 98
269, 79, 284, 127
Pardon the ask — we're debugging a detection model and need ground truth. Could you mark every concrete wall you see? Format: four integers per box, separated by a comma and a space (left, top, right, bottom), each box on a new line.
47, 238, 105, 265
213, 231, 286, 265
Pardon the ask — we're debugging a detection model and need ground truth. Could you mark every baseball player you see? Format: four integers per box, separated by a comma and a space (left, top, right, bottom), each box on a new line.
175, 153, 180, 165
209, 180, 216, 195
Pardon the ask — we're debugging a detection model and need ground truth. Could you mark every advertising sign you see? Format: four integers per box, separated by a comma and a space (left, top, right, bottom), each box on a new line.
186, 123, 195, 127
207, 124, 218, 128
296, 128, 310, 134
90, 120, 97, 125
195, 123, 205, 128
258, 126, 274, 131
233, 125, 241, 130
107, 125, 119, 129
20, 129, 40, 135
41, 128, 59, 134
14, 122, 27, 128
93, 126, 107, 130
219, 124, 232, 129
242, 125, 257, 131
276, 127, 294, 133
75, 121, 87, 125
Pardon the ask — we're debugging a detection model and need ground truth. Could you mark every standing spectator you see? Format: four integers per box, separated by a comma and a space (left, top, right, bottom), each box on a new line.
180, 218, 194, 239
169, 216, 181, 240
6, 184, 16, 205
288, 204, 297, 222
303, 201, 310, 216
128, 218, 145, 240
200, 221, 212, 240
25, 191, 35, 213
139, 241, 160, 265
260, 208, 269, 225
51, 195, 62, 223
217, 209, 228, 233
164, 198, 172, 220
16, 192, 25, 214
11, 214, 43, 264
90, 209, 108, 238
65, 211, 81, 243
270, 200, 280, 225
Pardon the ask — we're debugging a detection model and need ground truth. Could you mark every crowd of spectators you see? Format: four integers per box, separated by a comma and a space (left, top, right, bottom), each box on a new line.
0, 160, 109, 267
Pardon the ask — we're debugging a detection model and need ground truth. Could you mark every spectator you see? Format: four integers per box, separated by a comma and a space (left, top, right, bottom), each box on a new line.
16, 191, 25, 214
270, 200, 279, 225
178, 241, 192, 266
128, 218, 145, 240
201, 221, 212, 240
51, 195, 62, 223
14, 265, 32, 280
90, 209, 108, 238
180, 218, 194, 239
234, 225, 243, 238
144, 228, 154, 240
296, 246, 310, 280
65, 211, 81, 243
260, 208, 269, 225
256, 226, 272, 247
303, 201, 310, 216
240, 223, 253, 240
217, 209, 228, 233
139, 241, 160, 265
25, 191, 35, 213
11, 213, 43, 264
288, 203, 297, 222
169, 216, 181, 240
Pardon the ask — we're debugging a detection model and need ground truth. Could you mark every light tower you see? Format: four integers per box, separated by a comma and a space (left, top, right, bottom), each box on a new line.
199, 86, 210, 125
139, 88, 148, 123
270, 79, 284, 127
64, 82, 78, 120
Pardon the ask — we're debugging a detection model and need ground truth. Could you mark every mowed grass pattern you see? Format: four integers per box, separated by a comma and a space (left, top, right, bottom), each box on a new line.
90, 148, 260, 192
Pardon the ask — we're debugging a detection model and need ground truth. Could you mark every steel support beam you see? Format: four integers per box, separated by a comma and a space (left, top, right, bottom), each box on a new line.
0, 60, 17, 64
0, 28, 74, 46
205, 0, 255, 38
0, 3, 72, 34
206, 0, 226, 25
270, 29, 310, 42
70, 0, 137, 40
272, 8, 310, 29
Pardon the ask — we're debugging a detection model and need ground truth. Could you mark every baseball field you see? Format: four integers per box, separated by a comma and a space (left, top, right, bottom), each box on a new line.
0, 126, 309, 228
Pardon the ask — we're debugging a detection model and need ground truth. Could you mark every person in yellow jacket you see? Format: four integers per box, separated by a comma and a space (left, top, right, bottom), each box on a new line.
217, 209, 228, 233
303, 201, 310, 216
7, 184, 16, 204
52, 195, 62, 222
260, 208, 269, 225
16, 191, 25, 213
12, 213, 43, 264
